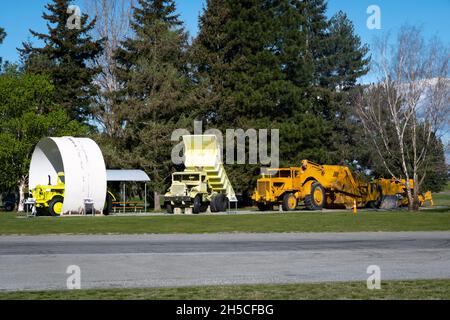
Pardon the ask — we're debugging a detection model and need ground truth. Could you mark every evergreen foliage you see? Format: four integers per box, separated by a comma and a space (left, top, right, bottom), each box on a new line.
19, 0, 102, 122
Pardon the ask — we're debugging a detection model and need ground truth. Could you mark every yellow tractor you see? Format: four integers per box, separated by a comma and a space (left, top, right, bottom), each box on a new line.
31, 172, 116, 216
31, 172, 65, 216
252, 160, 379, 211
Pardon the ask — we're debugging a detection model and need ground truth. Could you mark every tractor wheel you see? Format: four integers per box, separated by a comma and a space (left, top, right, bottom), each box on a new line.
165, 202, 174, 214
305, 182, 325, 210
282, 193, 297, 211
103, 193, 113, 215
193, 195, 202, 214
211, 194, 228, 212
257, 202, 268, 211
48, 196, 64, 216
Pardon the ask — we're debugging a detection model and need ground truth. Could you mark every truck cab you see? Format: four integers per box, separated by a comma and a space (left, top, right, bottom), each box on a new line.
164, 171, 210, 214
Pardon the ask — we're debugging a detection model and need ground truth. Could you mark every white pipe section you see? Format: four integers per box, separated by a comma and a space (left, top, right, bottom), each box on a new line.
29, 137, 107, 215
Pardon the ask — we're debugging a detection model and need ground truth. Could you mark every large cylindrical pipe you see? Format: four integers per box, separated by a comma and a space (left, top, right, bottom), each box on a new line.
29, 137, 107, 215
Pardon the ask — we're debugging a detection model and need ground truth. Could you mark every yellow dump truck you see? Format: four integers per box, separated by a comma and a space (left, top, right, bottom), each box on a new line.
164, 135, 237, 214
252, 160, 432, 211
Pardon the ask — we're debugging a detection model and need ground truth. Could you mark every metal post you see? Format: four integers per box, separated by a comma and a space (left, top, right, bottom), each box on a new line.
123, 183, 126, 214
144, 182, 147, 213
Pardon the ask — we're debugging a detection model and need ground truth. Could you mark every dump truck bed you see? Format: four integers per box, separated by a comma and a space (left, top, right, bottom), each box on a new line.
183, 135, 237, 202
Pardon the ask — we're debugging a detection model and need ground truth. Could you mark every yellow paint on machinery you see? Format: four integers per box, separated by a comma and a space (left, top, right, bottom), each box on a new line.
164, 135, 237, 214
252, 160, 432, 211
31, 172, 65, 216
376, 178, 433, 208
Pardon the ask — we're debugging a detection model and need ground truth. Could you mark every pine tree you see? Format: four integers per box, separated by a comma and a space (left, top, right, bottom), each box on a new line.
320, 11, 370, 90
316, 10, 370, 163
19, 0, 102, 122
190, 0, 232, 123
192, 0, 370, 198
0, 28, 5, 44
113, 0, 191, 208
0, 27, 6, 70
115, 0, 188, 124
193, 0, 313, 124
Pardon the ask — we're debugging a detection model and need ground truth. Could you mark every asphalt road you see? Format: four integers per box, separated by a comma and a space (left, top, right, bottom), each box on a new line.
0, 232, 449, 291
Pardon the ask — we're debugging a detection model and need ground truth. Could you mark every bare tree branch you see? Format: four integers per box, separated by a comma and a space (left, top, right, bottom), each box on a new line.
85, 0, 134, 138
354, 26, 449, 210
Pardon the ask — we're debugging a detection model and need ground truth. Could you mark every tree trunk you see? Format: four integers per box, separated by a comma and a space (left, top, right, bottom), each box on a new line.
18, 176, 27, 212
405, 179, 414, 211
154, 191, 161, 211
412, 174, 420, 211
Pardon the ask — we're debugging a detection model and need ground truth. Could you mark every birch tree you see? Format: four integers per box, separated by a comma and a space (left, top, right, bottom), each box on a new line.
85, 0, 134, 138
355, 26, 449, 210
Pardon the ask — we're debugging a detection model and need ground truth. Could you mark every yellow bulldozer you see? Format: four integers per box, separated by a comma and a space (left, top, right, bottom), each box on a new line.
252, 160, 432, 211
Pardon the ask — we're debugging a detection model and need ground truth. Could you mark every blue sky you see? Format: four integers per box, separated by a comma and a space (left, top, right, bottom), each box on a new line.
1, 0, 449, 65
0, 1, 449, 159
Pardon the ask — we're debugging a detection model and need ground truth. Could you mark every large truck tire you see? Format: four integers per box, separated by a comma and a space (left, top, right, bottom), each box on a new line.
281, 193, 297, 211
305, 182, 325, 210
193, 195, 202, 214
200, 202, 209, 213
211, 194, 228, 212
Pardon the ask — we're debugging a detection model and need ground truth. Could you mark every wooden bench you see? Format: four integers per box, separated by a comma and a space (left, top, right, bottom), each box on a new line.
112, 201, 146, 213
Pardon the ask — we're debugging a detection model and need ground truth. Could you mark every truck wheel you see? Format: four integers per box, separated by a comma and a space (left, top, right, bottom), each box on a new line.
103, 193, 113, 215
48, 196, 64, 216
193, 195, 202, 214
282, 193, 297, 211
220, 194, 229, 212
165, 203, 174, 214
210, 197, 218, 212
305, 182, 325, 210
211, 194, 228, 212
200, 203, 209, 213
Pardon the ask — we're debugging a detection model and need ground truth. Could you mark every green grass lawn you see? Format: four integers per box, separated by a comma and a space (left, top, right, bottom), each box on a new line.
0, 207, 449, 235
433, 193, 450, 207
0, 191, 448, 236
0, 279, 449, 300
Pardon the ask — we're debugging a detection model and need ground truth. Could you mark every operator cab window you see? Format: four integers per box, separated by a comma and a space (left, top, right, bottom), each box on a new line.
278, 170, 291, 178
